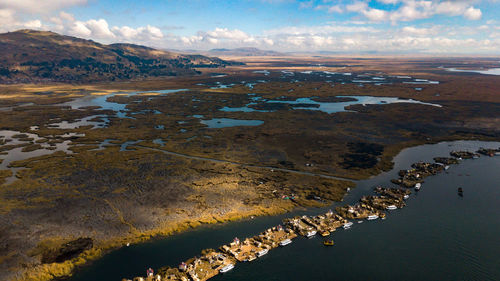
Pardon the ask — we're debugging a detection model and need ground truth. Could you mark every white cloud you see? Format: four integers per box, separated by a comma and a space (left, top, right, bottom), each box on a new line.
336, 1, 485, 23
362, 8, 388, 21
401, 26, 438, 36
0, 0, 87, 13
69, 20, 91, 37
84, 19, 115, 39
315, 4, 344, 13
205, 28, 251, 41
464, 6, 482, 20
346, 1, 368, 12
23, 19, 42, 29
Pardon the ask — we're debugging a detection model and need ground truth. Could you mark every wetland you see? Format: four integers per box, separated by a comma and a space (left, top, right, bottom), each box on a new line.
1, 57, 500, 281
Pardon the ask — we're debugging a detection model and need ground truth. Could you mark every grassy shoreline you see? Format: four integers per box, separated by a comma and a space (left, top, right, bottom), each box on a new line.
15, 134, 500, 281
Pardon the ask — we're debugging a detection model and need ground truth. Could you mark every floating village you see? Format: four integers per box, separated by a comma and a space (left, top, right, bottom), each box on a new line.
124, 147, 500, 281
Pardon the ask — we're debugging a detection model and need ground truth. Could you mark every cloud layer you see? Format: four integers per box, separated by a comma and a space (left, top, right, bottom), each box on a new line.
0, 0, 498, 54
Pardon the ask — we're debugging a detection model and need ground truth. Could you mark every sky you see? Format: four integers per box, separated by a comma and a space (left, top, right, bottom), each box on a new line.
1, 0, 500, 54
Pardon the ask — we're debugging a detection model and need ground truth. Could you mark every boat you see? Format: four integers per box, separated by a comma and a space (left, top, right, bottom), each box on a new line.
367, 214, 379, 220
320, 230, 330, 237
458, 187, 463, 197
279, 239, 292, 246
495, 152, 500, 156
386, 205, 397, 210
444, 165, 450, 170
306, 230, 317, 238
220, 264, 235, 273
343, 222, 353, 229
257, 249, 268, 257
245, 256, 256, 262
403, 194, 410, 200
415, 183, 421, 191
323, 240, 334, 246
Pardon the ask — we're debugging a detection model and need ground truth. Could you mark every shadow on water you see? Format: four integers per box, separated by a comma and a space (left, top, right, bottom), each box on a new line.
67, 140, 500, 281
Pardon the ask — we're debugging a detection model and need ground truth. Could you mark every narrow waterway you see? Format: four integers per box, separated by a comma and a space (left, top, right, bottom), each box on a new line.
67, 140, 500, 281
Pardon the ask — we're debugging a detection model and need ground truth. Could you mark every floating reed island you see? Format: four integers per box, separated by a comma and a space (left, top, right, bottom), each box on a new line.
124, 149, 499, 281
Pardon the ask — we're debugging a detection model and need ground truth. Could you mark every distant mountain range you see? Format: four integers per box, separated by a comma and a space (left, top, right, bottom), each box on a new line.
0, 29, 241, 83
206, 47, 285, 57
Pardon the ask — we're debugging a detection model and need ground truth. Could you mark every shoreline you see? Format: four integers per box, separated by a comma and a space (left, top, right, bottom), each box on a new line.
14, 137, 499, 281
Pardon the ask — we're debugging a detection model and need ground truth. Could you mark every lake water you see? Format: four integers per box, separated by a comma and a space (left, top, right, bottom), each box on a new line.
0, 130, 75, 184
200, 118, 264, 128
443, 67, 500, 76
66, 140, 500, 281
221, 96, 441, 114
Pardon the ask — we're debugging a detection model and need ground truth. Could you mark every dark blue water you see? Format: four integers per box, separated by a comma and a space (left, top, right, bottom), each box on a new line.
67, 141, 500, 281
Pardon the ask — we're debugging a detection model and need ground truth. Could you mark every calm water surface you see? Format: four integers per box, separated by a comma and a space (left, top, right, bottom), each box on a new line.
68, 140, 500, 281
443, 67, 500, 76
221, 96, 441, 114
200, 118, 264, 128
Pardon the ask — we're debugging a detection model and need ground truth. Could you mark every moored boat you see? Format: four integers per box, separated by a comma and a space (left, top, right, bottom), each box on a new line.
279, 239, 292, 246
257, 249, 269, 257
367, 214, 379, 220
343, 222, 353, 229
323, 240, 334, 246
306, 230, 317, 238
320, 230, 330, 237
403, 194, 410, 200
415, 183, 421, 191
220, 264, 235, 273
386, 205, 397, 210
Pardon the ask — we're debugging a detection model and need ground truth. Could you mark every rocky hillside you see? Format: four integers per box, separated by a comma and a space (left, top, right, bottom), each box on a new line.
0, 29, 241, 83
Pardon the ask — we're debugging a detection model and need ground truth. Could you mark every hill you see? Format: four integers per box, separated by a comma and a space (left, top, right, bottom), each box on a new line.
0, 29, 241, 83
207, 47, 284, 57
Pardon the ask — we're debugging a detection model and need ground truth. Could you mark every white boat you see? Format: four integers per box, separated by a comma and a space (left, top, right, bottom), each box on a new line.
220, 264, 235, 273
444, 165, 450, 170
343, 222, 353, 229
415, 183, 421, 191
257, 249, 269, 257
279, 239, 292, 246
495, 152, 500, 156
386, 205, 397, 210
367, 214, 379, 220
403, 194, 410, 200
306, 230, 317, 238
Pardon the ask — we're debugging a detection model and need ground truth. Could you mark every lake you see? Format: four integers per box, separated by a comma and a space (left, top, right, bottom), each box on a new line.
66, 140, 500, 281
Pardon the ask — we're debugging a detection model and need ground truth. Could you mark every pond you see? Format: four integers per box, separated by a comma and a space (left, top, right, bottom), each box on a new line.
221, 95, 441, 114
200, 118, 265, 128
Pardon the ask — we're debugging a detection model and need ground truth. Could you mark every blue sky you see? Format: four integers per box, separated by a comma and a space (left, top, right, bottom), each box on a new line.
1, 0, 499, 54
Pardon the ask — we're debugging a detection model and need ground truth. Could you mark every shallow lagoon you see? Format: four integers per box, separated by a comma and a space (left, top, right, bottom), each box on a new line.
221, 95, 441, 114
200, 118, 264, 128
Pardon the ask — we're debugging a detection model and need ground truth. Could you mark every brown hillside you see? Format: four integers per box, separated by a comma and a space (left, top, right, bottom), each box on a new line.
0, 29, 240, 83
